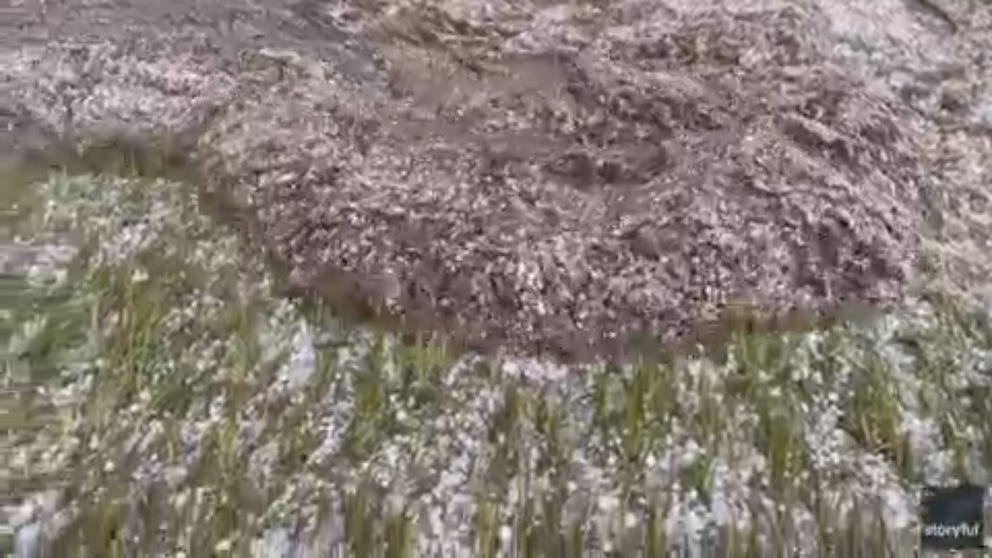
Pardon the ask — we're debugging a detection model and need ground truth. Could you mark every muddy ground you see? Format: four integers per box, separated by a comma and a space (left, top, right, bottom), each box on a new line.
3, 0, 992, 359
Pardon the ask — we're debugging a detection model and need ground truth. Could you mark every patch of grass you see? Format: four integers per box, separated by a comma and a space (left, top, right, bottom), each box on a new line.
4, 152, 990, 557
341, 332, 392, 464
487, 380, 527, 490
842, 350, 912, 477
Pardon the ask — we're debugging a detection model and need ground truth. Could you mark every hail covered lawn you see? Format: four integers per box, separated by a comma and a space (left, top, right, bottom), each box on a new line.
2, 171, 991, 556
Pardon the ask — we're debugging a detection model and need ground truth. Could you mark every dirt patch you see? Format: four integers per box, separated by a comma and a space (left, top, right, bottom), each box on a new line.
195, 2, 927, 359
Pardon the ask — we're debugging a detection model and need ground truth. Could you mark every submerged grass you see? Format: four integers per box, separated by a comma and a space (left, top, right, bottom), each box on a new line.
1, 158, 991, 556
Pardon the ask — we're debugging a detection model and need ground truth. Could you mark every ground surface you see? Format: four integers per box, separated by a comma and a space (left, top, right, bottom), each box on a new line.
2, 0, 992, 556
0, 0, 958, 358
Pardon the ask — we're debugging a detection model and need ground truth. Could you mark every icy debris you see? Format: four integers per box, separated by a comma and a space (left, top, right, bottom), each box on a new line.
276, 322, 317, 392
14, 522, 40, 558
254, 526, 296, 558
500, 356, 569, 386
0, 243, 77, 278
